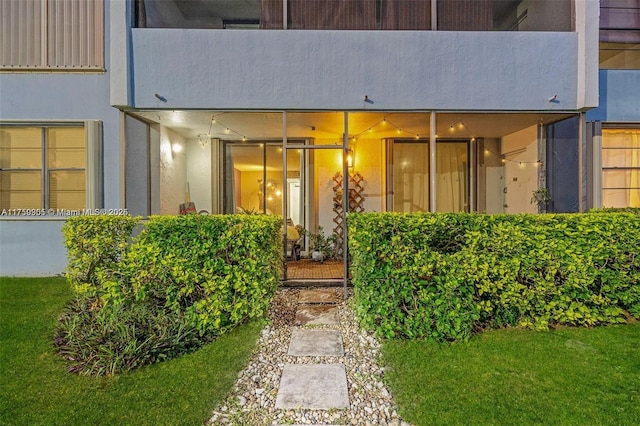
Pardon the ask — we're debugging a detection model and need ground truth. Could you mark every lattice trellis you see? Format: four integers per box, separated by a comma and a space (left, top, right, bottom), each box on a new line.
332, 172, 365, 256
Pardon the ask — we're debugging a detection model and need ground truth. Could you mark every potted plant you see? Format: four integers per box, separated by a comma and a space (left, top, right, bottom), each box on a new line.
304, 226, 336, 262
530, 187, 551, 213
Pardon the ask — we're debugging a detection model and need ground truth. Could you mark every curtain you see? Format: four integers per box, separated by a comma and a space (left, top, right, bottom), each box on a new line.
382, 0, 431, 30
602, 130, 640, 208
436, 142, 467, 212
437, 0, 492, 31
289, 0, 376, 30
392, 142, 429, 212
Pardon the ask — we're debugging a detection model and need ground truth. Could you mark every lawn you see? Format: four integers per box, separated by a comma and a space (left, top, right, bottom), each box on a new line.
382, 323, 640, 425
0, 277, 262, 426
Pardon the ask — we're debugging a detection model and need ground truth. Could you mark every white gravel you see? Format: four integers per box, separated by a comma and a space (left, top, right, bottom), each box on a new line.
207, 288, 412, 426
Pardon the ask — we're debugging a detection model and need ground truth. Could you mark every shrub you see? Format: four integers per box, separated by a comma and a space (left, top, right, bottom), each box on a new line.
56, 214, 281, 375
62, 215, 140, 297
349, 212, 640, 342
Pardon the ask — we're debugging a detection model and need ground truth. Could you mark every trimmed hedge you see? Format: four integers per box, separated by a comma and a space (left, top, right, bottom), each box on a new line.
349, 212, 640, 342
56, 214, 281, 375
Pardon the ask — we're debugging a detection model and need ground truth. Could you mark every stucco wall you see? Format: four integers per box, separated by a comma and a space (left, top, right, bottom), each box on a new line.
0, 219, 67, 276
0, 4, 118, 276
129, 29, 583, 112
186, 138, 212, 214
160, 127, 187, 214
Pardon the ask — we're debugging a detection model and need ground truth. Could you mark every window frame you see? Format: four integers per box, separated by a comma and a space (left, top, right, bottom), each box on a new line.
601, 124, 640, 208
0, 121, 102, 212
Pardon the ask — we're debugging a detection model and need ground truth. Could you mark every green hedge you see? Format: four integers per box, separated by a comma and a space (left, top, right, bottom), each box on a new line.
62, 215, 140, 297
349, 212, 640, 342
56, 214, 281, 375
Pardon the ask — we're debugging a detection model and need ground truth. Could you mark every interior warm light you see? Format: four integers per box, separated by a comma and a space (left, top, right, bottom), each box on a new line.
275, 189, 282, 197
172, 143, 183, 153
197, 134, 209, 148
170, 111, 183, 123
347, 148, 354, 168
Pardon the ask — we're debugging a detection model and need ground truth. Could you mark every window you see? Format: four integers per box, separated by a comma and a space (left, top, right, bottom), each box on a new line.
0, 0, 104, 70
602, 128, 640, 208
0, 122, 101, 210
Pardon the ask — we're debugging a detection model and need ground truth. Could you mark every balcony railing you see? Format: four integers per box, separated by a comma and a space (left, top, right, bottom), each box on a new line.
134, 0, 573, 32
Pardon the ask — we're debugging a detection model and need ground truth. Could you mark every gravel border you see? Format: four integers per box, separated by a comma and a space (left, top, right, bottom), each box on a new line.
207, 288, 411, 426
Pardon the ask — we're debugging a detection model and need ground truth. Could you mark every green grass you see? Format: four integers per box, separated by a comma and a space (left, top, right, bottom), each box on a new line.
0, 277, 262, 426
382, 324, 640, 425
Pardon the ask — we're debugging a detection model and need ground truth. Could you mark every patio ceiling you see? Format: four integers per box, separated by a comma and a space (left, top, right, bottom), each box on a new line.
131, 110, 576, 143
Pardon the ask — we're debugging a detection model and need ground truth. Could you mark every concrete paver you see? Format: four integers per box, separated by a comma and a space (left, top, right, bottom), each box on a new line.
295, 305, 339, 325
274, 364, 349, 410
287, 328, 344, 357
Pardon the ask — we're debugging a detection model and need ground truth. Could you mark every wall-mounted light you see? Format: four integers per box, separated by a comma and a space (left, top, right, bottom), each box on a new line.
172, 143, 183, 153
347, 148, 354, 169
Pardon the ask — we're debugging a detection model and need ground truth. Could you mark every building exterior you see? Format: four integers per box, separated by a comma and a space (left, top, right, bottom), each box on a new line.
2, 0, 634, 277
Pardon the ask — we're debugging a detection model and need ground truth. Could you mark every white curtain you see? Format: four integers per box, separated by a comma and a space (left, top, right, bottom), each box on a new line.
436, 143, 467, 212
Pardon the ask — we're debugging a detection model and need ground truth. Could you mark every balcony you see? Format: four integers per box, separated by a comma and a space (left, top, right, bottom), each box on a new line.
134, 0, 574, 32
130, 28, 581, 111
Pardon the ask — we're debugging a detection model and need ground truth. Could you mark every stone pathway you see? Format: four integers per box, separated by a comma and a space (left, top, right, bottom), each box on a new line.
207, 288, 411, 426
275, 290, 349, 416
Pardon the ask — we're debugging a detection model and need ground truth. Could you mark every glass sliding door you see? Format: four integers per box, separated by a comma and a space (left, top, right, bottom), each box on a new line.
223, 141, 303, 217
391, 141, 430, 212
388, 139, 469, 212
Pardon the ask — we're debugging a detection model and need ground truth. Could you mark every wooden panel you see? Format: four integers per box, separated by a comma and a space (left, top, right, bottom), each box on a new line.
382, 0, 432, 30
437, 0, 492, 31
289, 0, 376, 30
